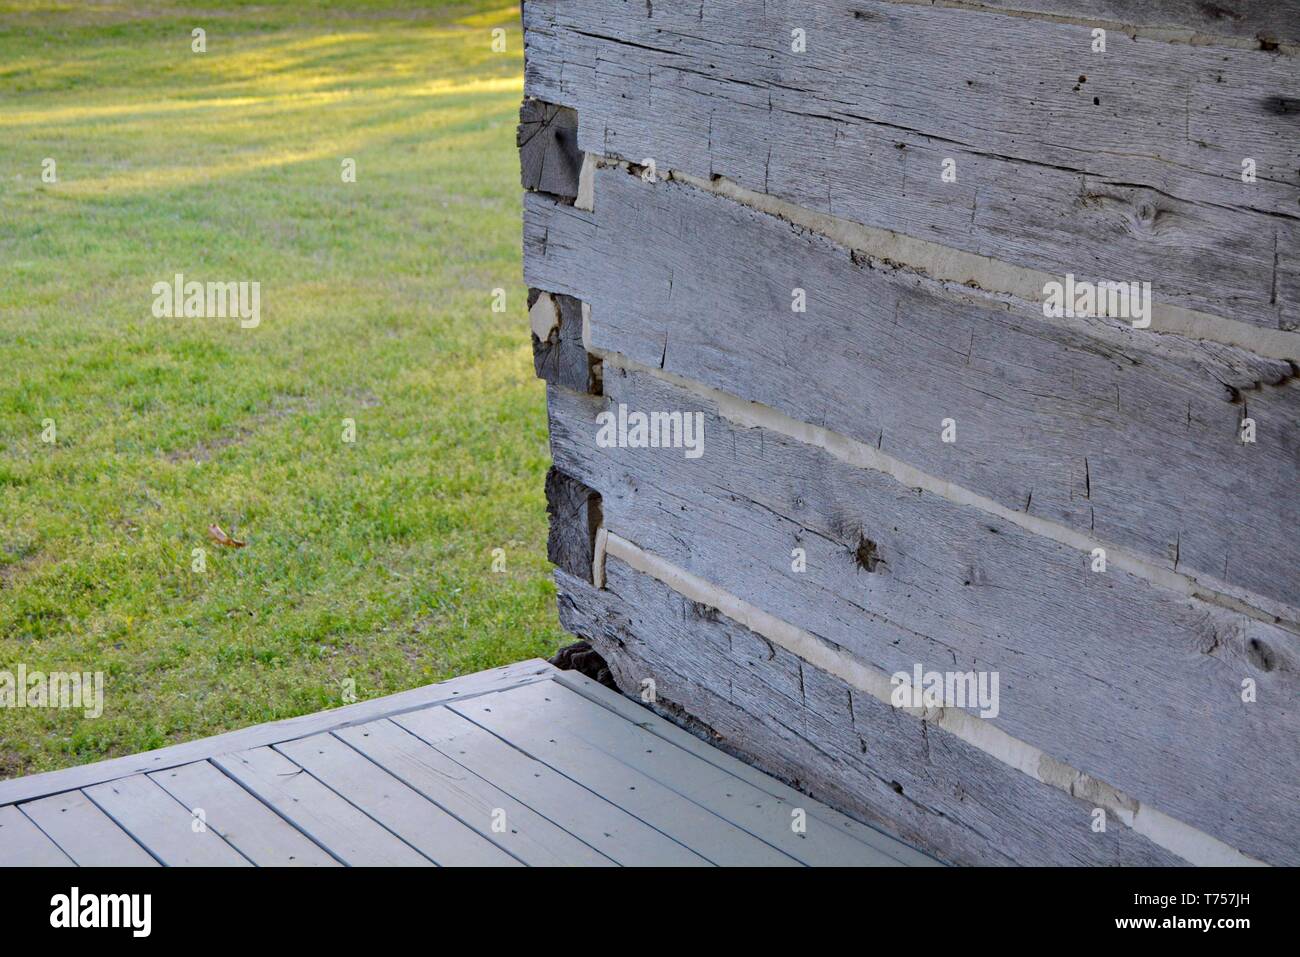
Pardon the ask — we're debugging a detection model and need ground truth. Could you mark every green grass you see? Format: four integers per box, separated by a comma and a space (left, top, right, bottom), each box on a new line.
0, 0, 567, 778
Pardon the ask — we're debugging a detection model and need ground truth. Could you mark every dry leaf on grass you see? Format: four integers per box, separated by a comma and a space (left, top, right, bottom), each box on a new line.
207, 524, 246, 548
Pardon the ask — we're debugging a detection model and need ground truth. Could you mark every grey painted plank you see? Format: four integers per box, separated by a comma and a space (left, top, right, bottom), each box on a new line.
483, 679, 919, 865
556, 563, 1187, 866
0, 659, 553, 805
525, 173, 1300, 618
336, 719, 614, 866
0, 804, 75, 866
18, 791, 157, 867
392, 705, 709, 866
451, 687, 802, 866
524, 0, 1299, 329
83, 775, 250, 866
148, 761, 338, 867
551, 670, 938, 866
274, 733, 519, 866
548, 372, 1300, 865
212, 746, 431, 866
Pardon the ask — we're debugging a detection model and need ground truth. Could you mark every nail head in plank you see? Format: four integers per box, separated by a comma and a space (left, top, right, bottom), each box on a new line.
18, 791, 157, 867
336, 719, 614, 867
83, 775, 250, 866
0, 804, 75, 867
393, 705, 709, 866
451, 688, 801, 866
212, 746, 432, 866
149, 761, 338, 867
274, 733, 518, 867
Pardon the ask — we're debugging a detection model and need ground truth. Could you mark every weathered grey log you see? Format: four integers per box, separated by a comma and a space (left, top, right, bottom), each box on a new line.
517, 98, 581, 201
529, 289, 599, 394
547, 372, 1300, 865
544, 466, 601, 583
958, 0, 1299, 43
523, 0, 1299, 329
525, 173, 1300, 619
556, 560, 1187, 866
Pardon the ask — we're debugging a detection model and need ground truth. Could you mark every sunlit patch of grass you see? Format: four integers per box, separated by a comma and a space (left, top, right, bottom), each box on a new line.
0, 0, 564, 778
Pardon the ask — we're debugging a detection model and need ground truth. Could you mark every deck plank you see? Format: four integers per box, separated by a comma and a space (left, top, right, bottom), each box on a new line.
336, 719, 614, 866
0, 659, 554, 807
275, 733, 519, 866
483, 679, 914, 866
19, 791, 157, 867
394, 705, 709, 866
211, 746, 432, 866
554, 671, 938, 866
452, 688, 802, 866
84, 775, 250, 866
148, 761, 339, 867
0, 804, 75, 866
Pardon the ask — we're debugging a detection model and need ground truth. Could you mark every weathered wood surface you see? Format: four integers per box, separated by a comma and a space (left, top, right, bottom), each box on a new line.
547, 373, 1300, 865
545, 465, 601, 582
957, 0, 1300, 43
148, 760, 339, 867
18, 791, 158, 867
530, 289, 599, 393
525, 174, 1300, 618
518, 98, 581, 201
523, 0, 1300, 329
555, 562, 1186, 866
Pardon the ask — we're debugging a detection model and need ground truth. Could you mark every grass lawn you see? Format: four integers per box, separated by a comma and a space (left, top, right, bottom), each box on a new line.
0, 0, 567, 779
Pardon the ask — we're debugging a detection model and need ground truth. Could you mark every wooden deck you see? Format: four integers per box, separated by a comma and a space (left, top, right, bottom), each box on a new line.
0, 660, 934, 866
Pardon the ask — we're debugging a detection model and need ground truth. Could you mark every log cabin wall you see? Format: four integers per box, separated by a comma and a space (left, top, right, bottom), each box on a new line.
518, 0, 1299, 866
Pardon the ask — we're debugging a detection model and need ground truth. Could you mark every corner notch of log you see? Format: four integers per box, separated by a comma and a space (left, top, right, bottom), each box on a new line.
518, 98, 581, 203
529, 289, 601, 394
545, 466, 603, 584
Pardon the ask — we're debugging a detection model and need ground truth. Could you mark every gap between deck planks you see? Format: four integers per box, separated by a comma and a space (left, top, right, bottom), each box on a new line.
0, 661, 932, 866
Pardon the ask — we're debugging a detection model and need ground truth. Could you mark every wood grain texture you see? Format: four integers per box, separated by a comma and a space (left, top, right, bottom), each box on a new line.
525, 173, 1300, 618
523, 0, 1300, 329
547, 372, 1300, 865
518, 98, 582, 201
545, 465, 602, 583
554, 561, 1187, 866
947, 0, 1300, 42
530, 289, 599, 393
